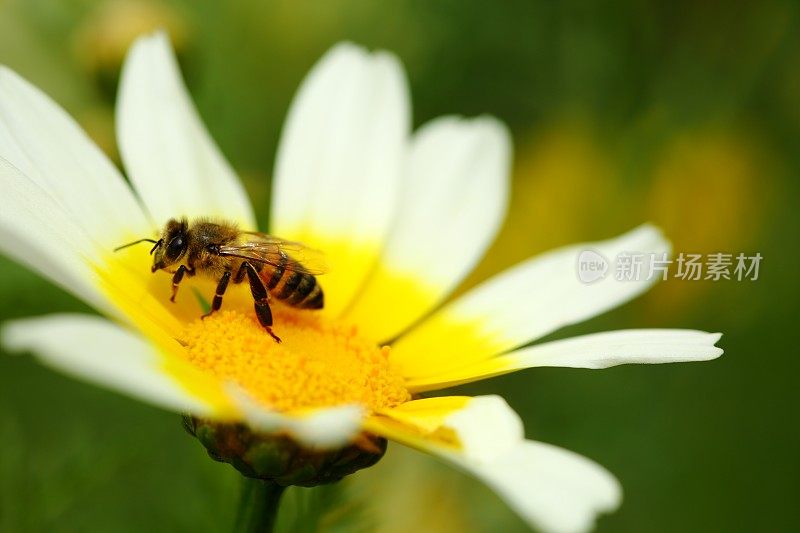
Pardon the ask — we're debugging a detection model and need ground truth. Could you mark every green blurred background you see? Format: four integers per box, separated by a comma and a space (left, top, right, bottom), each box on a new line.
0, 0, 798, 531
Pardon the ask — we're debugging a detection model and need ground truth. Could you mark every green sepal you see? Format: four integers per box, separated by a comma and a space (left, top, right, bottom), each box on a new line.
183, 416, 387, 487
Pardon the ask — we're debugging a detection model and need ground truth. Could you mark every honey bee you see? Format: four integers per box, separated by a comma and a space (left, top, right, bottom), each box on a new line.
115, 218, 325, 342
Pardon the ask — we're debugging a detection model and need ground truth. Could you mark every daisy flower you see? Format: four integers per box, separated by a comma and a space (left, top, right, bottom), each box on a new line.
0, 32, 722, 533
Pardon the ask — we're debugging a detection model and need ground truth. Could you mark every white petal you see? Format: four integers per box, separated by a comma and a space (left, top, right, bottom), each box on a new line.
461, 441, 622, 533
0, 66, 151, 248
117, 31, 256, 228
510, 329, 724, 369
1, 314, 213, 415
0, 158, 110, 312
372, 395, 523, 463
231, 387, 365, 449
345, 116, 512, 341
271, 42, 410, 314
407, 329, 723, 392
440, 395, 523, 462
392, 224, 671, 379
368, 395, 620, 533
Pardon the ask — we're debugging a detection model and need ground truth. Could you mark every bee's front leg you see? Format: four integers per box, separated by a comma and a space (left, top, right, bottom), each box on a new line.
170, 265, 194, 303
201, 270, 231, 319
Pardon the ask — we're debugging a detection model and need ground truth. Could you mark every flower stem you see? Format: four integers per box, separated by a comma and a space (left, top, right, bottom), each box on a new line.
235, 478, 286, 533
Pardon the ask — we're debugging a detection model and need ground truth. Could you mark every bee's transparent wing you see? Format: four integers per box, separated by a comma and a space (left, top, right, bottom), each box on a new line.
219, 233, 328, 275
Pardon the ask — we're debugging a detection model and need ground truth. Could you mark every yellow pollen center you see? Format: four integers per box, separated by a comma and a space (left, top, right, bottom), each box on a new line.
180, 308, 410, 412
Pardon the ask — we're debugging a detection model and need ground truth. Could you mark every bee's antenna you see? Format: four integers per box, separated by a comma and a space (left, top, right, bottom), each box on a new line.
113, 238, 161, 253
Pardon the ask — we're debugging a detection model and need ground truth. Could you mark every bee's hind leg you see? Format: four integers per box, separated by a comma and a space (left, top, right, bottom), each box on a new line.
241, 261, 281, 343
201, 270, 231, 319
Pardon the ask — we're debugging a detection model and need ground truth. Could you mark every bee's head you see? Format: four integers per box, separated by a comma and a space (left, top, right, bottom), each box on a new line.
151, 218, 189, 272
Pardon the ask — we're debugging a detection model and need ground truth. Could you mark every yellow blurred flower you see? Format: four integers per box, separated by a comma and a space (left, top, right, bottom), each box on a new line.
468, 122, 627, 286
645, 129, 772, 315
72, 0, 189, 77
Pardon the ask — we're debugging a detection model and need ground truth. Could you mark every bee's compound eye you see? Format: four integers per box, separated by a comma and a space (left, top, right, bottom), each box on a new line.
166, 235, 185, 260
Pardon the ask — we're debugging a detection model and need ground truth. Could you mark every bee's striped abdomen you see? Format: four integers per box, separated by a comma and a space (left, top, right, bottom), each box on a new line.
260, 255, 324, 310
301, 282, 324, 309
266, 254, 288, 289
277, 271, 302, 299
285, 274, 315, 305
